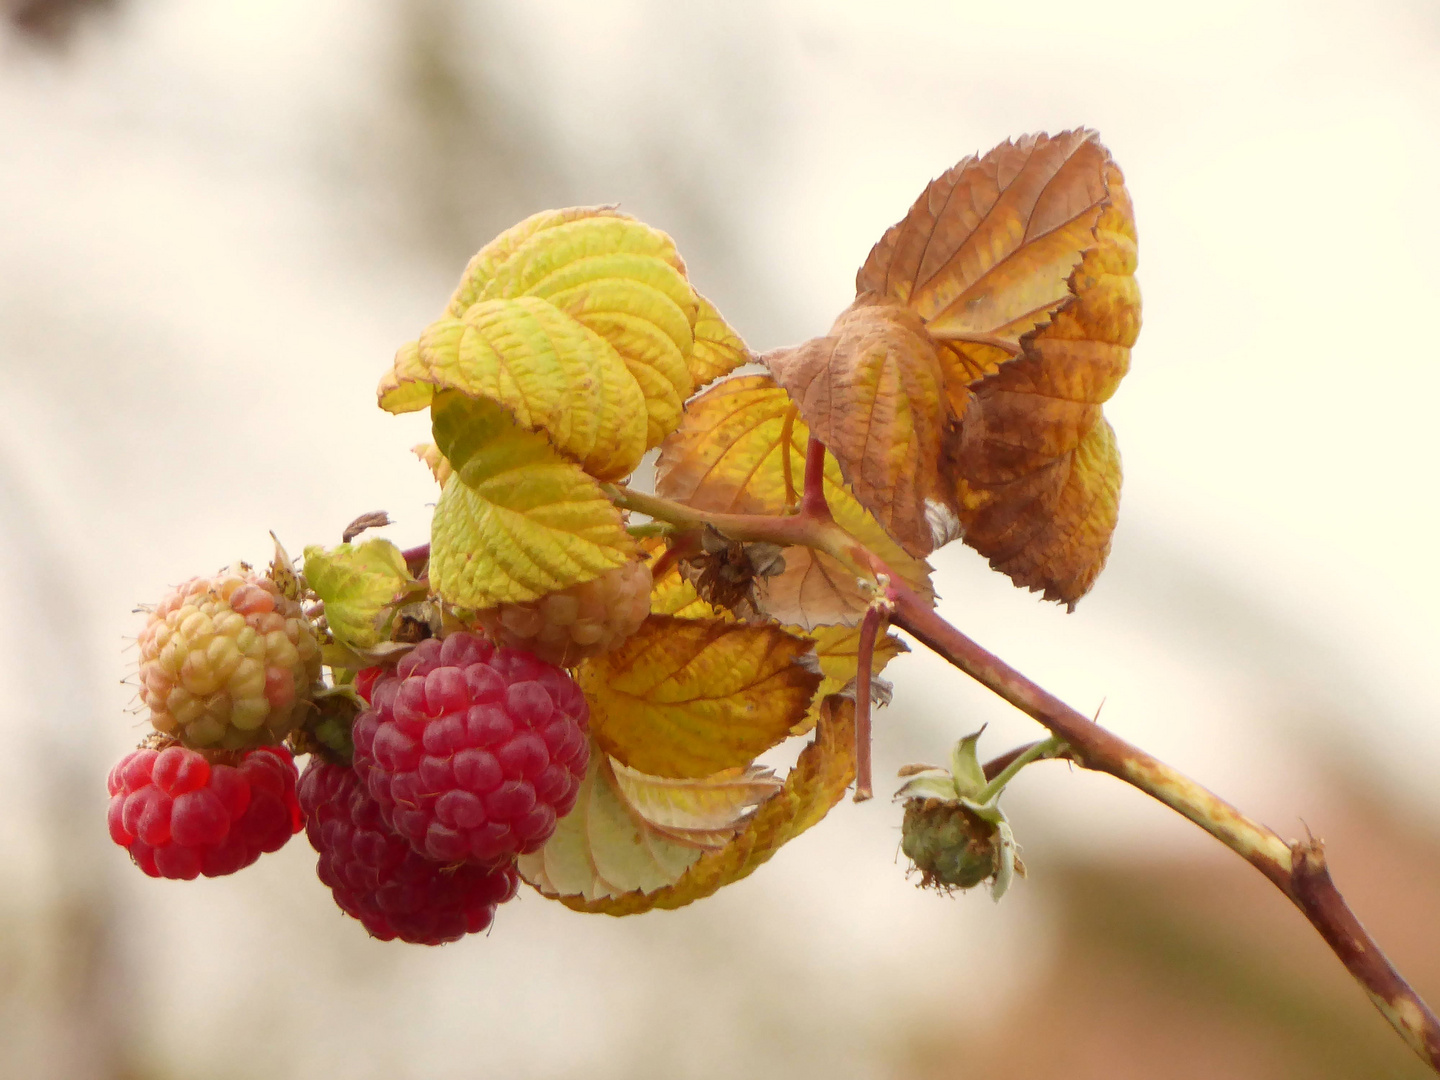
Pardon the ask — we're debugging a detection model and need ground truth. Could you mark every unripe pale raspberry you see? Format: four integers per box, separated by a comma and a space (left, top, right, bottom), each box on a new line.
299, 758, 519, 945
475, 560, 652, 668
352, 632, 589, 866
137, 569, 322, 749
107, 744, 302, 879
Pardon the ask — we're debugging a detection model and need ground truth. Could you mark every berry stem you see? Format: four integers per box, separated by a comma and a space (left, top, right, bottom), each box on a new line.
973, 736, 1067, 804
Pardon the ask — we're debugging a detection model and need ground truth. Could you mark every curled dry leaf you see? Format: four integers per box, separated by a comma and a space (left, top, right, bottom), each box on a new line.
553, 694, 857, 915
341, 511, 392, 544
575, 613, 821, 778
516, 750, 701, 901
655, 374, 934, 629
608, 758, 782, 847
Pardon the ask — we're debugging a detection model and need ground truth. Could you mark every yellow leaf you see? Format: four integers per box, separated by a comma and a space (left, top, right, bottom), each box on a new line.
950, 156, 1139, 606
608, 759, 781, 847
445, 206, 627, 317
688, 293, 751, 387
575, 614, 821, 778
382, 296, 647, 480
788, 623, 907, 735
655, 373, 934, 629
552, 695, 856, 915
428, 391, 635, 608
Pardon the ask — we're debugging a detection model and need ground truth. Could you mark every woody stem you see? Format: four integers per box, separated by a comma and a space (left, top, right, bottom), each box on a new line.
603, 482, 1440, 1072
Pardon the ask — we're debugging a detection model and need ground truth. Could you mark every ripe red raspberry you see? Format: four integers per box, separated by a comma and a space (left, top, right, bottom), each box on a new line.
475, 561, 652, 668
352, 632, 589, 866
137, 568, 322, 749
298, 758, 518, 944
107, 743, 302, 879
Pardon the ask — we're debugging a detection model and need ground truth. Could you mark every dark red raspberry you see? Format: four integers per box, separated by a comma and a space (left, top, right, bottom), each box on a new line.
107, 744, 302, 879
351, 632, 589, 866
298, 758, 518, 944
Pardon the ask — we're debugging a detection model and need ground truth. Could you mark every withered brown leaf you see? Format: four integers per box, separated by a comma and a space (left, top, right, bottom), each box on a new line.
763, 129, 1138, 605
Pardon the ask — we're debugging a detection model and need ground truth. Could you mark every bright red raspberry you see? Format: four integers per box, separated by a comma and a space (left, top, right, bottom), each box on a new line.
351, 632, 589, 866
354, 665, 385, 704
107, 744, 302, 879
298, 758, 518, 945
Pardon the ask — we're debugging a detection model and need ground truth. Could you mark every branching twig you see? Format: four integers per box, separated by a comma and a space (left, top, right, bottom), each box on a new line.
602, 458, 1440, 1072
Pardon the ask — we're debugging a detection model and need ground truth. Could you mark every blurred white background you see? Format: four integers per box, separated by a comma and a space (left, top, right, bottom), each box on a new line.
1, 1, 1437, 1077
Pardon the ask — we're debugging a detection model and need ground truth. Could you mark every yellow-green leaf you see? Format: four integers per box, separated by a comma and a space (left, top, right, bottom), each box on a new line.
467, 211, 698, 450
302, 539, 417, 651
429, 392, 635, 608
575, 614, 821, 778
655, 374, 934, 629
445, 206, 625, 317
552, 694, 856, 915
516, 749, 703, 902
382, 296, 647, 480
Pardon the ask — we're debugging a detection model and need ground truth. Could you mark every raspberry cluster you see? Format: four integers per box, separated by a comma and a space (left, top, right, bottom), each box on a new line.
353, 631, 589, 865
299, 758, 518, 944
113, 558, 595, 947
475, 560, 652, 668
107, 744, 302, 879
137, 569, 321, 750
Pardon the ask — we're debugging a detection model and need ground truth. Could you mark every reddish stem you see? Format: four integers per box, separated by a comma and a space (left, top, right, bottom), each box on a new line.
799, 437, 833, 523
852, 602, 887, 802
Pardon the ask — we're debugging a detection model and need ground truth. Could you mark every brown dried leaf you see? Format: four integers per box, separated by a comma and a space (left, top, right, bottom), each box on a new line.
763, 302, 953, 557
857, 129, 1112, 415
949, 158, 1138, 605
